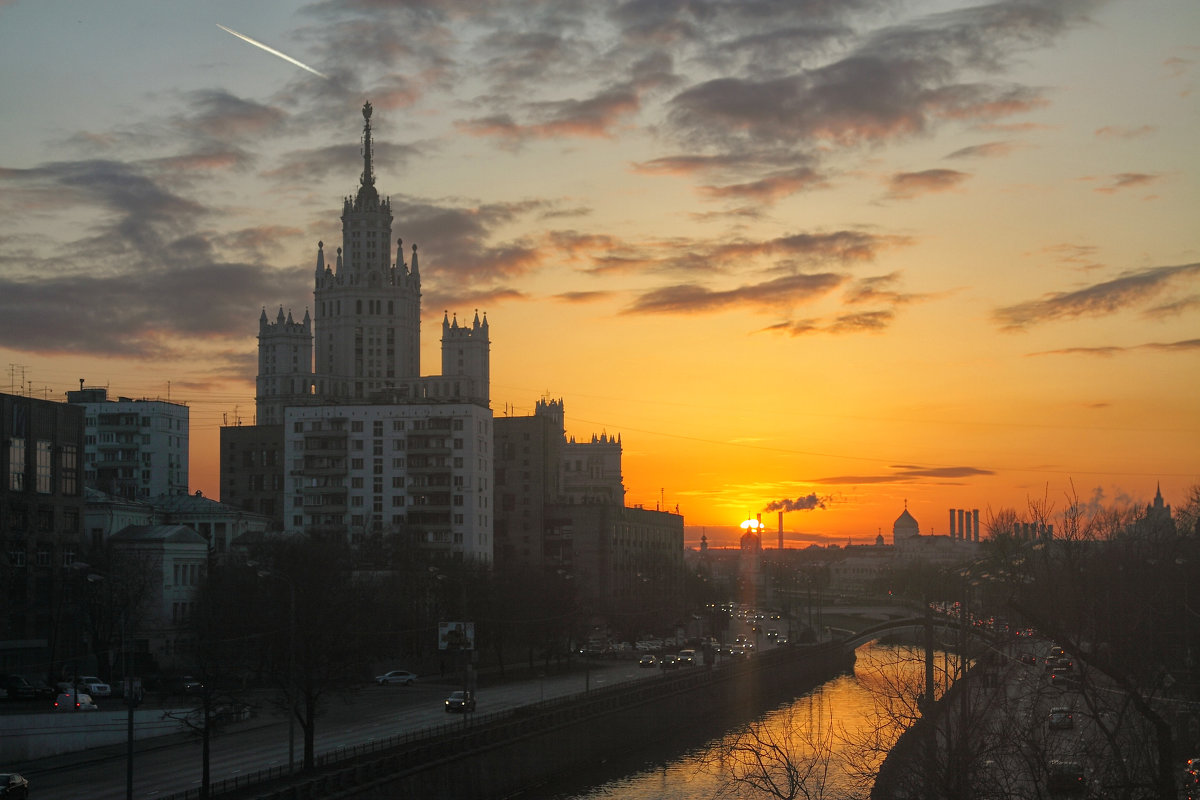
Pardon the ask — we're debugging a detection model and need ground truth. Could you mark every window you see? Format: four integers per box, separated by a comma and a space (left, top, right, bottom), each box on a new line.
61, 444, 78, 495
352, 421, 364, 432
8, 437, 25, 490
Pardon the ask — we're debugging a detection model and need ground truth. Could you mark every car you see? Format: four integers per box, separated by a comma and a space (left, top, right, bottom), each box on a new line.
22, 675, 55, 699
1048, 706, 1074, 730
677, 649, 696, 665
54, 691, 98, 711
76, 676, 112, 697
1019, 652, 1037, 665
1, 675, 34, 701
0, 772, 29, 799
660, 655, 679, 669
1046, 759, 1085, 794
638, 654, 658, 668
444, 690, 475, 713
376, 670, 418, 686
1051, 671, 1080, 689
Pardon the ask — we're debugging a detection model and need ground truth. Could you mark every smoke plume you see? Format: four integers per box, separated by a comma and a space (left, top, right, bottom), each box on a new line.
764, 493, 828, 513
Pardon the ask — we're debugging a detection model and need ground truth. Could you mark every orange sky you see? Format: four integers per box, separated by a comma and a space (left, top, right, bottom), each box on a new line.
1, 0, 1196, 548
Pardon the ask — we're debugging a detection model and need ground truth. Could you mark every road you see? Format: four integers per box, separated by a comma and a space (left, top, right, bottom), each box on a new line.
16, 660, 666, 800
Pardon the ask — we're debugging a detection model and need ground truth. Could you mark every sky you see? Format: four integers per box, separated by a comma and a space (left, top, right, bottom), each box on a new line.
1, 0, 1197, 549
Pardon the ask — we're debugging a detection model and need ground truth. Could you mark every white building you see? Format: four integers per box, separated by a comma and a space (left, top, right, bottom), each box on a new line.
68, 387, 189, 500
284, 402, 493, 562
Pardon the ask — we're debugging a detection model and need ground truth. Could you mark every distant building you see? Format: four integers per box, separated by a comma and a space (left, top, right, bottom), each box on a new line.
494, 398, 684, 617
67, 386, 189, 500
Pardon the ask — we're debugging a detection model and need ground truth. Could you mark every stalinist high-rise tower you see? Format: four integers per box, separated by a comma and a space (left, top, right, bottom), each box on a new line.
313, 101, 423, 401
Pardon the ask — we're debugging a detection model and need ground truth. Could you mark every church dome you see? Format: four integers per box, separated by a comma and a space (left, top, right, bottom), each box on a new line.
893, 507, 919, 538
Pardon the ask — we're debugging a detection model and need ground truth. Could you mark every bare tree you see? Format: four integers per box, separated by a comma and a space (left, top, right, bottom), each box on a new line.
703, 693, 838, 800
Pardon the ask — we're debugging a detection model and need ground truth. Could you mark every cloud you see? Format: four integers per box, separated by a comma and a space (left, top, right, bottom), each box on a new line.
624, 272, 845, 315
698, 167, 829, 203
810, 465, 995, 485
1027, 338, 1200, 358
1091, 172, 1162, 195
827, 309, 894, 333
994, 262, 1200, 330
1094, 125, 1156, 140
885, 168, 970, 199
554, 290, 616, 304
945, 141, 1017, 159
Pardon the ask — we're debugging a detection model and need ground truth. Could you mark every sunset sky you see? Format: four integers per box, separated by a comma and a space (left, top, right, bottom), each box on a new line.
1, 0, 1196, 548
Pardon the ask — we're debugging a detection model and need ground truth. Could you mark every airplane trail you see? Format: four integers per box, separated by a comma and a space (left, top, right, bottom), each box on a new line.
217, 24, 328, 79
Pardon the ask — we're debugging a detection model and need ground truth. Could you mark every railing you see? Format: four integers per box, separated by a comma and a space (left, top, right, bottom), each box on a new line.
158, 644, 845, 800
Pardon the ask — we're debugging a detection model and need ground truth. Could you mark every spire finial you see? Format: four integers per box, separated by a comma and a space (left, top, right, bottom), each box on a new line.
360, 101, 375, 190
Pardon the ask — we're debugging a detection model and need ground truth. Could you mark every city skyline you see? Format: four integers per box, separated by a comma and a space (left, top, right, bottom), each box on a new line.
1, 0, 1196, 547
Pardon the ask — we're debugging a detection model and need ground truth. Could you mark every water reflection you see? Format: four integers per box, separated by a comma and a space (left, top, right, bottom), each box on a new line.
548, 641, 953, 800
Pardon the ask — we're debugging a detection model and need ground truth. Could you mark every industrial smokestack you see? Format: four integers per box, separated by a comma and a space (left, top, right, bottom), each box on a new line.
972, 509, 980, 542
949, 509, 956, 539
778, 511, 783, 550
957, 509, 966, 541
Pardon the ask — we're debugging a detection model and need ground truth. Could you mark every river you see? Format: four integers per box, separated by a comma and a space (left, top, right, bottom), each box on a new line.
535, 640, 957, 800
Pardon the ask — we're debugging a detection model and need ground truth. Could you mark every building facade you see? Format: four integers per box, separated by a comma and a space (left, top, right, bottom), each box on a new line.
67, 386, 189, 500
283, 402, 493, 561
0, 392, 86, 675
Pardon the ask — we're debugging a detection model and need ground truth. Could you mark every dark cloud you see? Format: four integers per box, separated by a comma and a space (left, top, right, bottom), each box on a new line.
810, 465, 995, 485
885, 168, 970, 199
1092, 172, 1162, 195
554, 290, 616, 303
843, 272, 921, 306
0, 263, 299, 358
827, 309, 894, 333
1027, 338, 1200, 358
944, 141, 1016, 159
698, 167, 828, 203
994, 263, 1200, 330
623, 272, 844, 315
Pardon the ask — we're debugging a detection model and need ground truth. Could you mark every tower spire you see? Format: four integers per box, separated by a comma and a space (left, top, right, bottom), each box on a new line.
353, 100, 380, 208
361, 100, 375, 191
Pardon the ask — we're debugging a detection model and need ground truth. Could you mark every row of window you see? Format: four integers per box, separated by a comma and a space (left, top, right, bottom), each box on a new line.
5, 546, 78, 568
7, 439, 79, 495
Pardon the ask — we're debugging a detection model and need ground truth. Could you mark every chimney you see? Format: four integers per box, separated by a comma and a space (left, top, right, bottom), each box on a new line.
949, 509, 956, 539
972, 509, 980, 542
778, 511, 784, 550
958, 509, 966, 541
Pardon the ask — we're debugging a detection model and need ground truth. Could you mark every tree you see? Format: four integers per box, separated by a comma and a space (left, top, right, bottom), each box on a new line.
703, 695, 838, 800
246, 536, 381, 771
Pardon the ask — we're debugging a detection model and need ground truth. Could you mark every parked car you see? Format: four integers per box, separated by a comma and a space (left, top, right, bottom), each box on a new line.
638, 654, 658, 668
1, 675, 34, 701
375, 670, 418, 686
1048, 706, 1074, 730
76, 676, 112, 697
444, 690, 475, 713
0, 772, 29, 799
54, 691, 98, 711
22, 675, 55, 699
1046, 760, 1085, 793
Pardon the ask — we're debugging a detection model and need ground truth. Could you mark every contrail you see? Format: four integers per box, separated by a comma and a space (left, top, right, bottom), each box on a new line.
217, 24, 329, 79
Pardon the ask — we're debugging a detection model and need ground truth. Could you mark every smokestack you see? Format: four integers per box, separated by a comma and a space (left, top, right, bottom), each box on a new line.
972, 509, 980, 542
957, 509, 966, 541
949, 509, 956, 539
778, 511, 784, 550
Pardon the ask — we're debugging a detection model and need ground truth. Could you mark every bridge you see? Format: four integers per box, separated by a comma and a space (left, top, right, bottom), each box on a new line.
830, 614, 1000, 651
